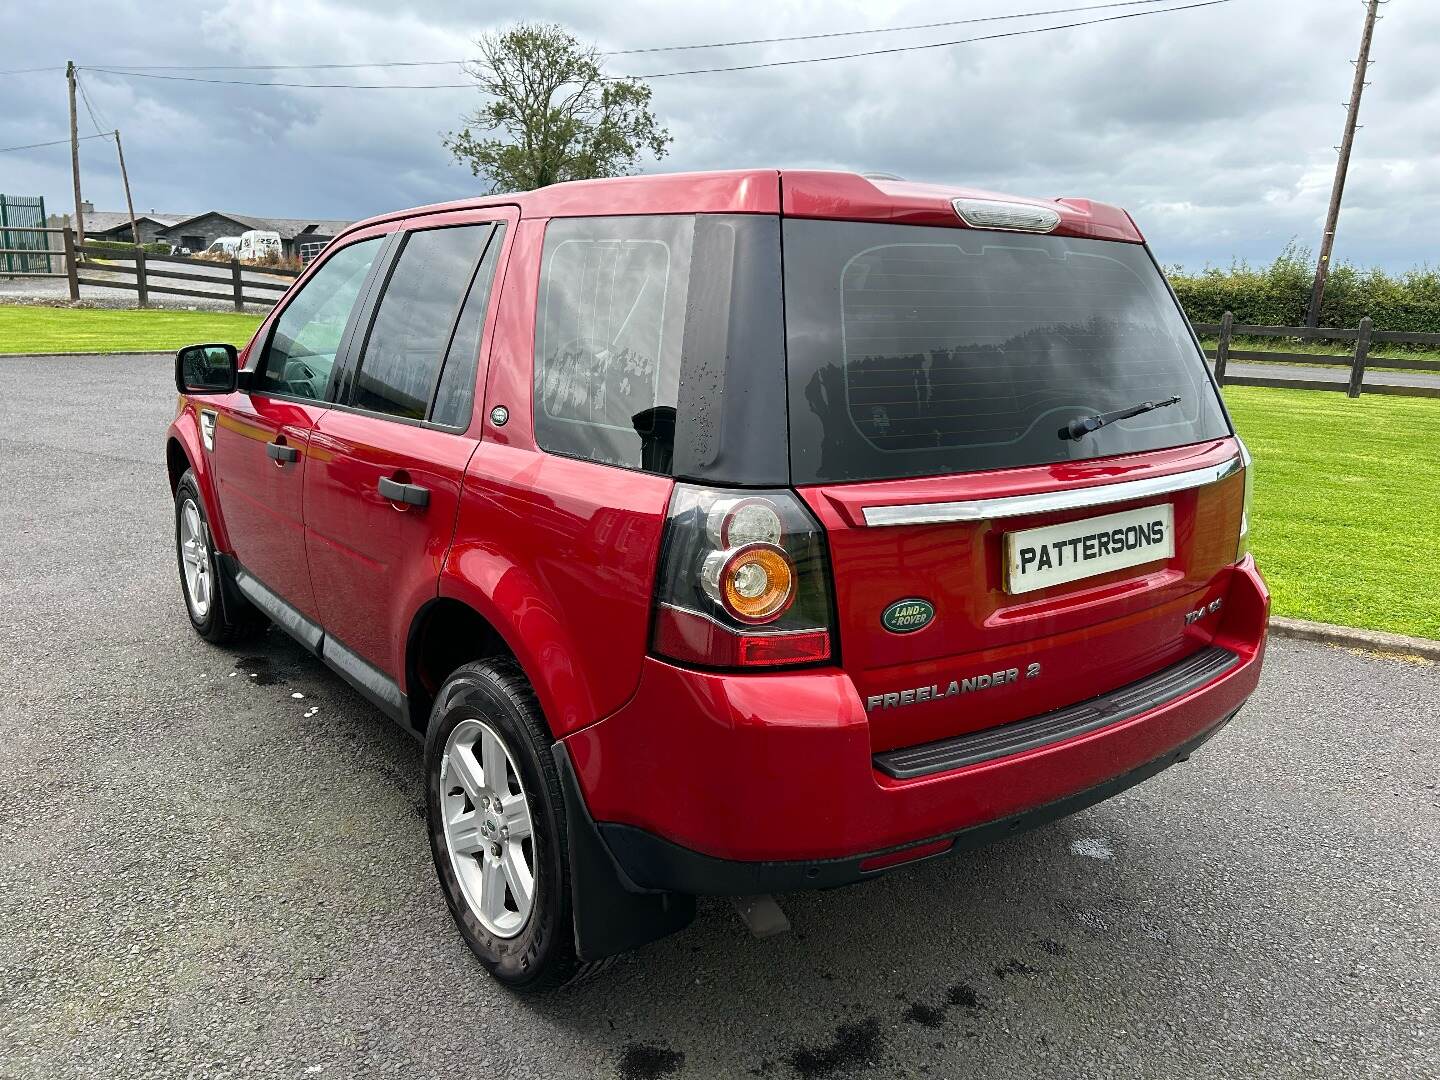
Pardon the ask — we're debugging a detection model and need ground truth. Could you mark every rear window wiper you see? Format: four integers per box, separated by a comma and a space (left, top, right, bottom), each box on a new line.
1059, 395, 1181, 441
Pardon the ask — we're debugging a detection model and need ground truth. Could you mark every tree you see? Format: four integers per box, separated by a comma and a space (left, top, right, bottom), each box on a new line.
444, 23, 672, 193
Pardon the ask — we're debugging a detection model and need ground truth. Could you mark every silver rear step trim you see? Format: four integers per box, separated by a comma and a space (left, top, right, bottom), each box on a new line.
862, 455, 1242, 527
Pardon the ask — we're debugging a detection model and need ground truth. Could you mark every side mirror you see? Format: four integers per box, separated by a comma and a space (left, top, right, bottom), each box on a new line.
175, 343, 239, 394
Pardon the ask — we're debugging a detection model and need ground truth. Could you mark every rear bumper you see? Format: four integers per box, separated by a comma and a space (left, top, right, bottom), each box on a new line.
563, 557, 1269, 893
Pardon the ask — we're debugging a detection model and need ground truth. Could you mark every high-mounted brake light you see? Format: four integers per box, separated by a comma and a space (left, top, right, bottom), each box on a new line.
652, 485, 836, 670
951, 197, 1061, 234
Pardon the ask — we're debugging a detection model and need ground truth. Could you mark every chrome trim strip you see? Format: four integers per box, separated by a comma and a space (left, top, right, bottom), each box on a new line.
862, 455, 1243, 527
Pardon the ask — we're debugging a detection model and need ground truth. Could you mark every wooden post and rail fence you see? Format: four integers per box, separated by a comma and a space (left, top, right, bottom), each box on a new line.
1197, 315, 1440, 399
0, 225, 298, 311
2, 226, 1438, 397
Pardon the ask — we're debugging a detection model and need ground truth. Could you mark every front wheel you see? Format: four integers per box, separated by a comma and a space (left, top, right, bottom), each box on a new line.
424, 659, 584, 992
174, 470, 261, 644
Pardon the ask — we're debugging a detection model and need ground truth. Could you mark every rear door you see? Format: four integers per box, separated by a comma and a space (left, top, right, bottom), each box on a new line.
209, 230, 389, 621
781, 218, 1244, 753
303, 210, 514, 686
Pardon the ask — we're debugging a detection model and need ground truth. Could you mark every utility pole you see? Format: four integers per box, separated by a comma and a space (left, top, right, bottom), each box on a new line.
1306, 0, 1381, 328
113, 130, 139, 245
66, 61, 86, 244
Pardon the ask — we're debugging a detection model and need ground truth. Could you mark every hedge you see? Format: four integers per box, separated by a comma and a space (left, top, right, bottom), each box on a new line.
1168, 244, 1440, 336
83, 239, 172, 256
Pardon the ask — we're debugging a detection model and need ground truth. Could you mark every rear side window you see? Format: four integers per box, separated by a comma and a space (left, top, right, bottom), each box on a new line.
783, 220, 1231, 483
259, 236, 381, 400
534, 215, 694, 473
351, 224, 496, 422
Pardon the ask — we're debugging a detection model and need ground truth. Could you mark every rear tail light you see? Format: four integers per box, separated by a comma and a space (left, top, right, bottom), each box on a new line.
1236, 438, 1254, 561
652, 484, 836, 669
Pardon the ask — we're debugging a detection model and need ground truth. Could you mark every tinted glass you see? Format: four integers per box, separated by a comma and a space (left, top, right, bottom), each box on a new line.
260, 237, 381, 399
783, 220, 1231, 483
432, 224, 504, 428
352, 224, 493, 421
534, 216, 694, 472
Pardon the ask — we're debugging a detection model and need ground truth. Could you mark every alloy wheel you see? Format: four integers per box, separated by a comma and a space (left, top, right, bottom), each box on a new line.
179, 498, 211, 619
440, 718, 536, 938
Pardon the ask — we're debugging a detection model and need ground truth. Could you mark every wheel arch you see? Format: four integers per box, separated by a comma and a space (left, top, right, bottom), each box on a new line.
166, 415, 233, 552
405, 595, 525, 737
425, 559, 600, 743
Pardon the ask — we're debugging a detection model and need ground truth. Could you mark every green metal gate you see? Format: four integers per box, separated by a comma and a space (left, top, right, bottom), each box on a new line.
0, 194, 51, 273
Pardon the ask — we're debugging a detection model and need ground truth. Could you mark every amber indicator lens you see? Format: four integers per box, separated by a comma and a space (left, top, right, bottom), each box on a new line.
702, 543, 796, 624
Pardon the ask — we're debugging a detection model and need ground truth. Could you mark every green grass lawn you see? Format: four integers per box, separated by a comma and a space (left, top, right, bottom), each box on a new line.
1224, 386, 1440, 640
0, 305, 263, 355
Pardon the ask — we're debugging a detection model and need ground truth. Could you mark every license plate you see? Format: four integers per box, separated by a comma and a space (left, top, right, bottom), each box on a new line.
1004, 504, 1175, 595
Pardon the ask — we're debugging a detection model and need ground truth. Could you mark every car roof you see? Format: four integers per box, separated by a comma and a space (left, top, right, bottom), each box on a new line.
342, 169, 1143, 244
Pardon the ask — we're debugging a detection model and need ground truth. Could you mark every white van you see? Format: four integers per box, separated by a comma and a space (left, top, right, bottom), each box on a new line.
206, 236, 241, 257
235, 230, 282, 261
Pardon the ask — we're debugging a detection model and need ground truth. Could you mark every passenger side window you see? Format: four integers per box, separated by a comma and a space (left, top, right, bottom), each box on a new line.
534, 216, 694, 472
259, 237, 382, 400
350, 224, 497, 422
432, 225, 505, 428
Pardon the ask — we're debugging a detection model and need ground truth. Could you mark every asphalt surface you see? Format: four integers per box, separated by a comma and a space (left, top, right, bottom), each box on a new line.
1, 353, 1437, 1080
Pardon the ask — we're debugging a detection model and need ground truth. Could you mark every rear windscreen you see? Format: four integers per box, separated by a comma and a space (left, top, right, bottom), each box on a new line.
783, 220, 1230, 484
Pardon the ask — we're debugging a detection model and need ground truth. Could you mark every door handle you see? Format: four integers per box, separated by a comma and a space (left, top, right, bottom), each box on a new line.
378, 476, 430, 508
266, 439, 300, 464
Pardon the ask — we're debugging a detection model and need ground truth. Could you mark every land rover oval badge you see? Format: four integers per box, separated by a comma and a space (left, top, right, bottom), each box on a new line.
882, 599, 934, 634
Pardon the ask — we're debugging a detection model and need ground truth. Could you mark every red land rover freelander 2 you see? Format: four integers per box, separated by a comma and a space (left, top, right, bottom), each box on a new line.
166, 170, 1267, 991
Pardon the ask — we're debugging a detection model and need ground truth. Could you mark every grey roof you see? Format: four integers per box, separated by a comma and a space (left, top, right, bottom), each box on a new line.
85, 211, 186, 235
80, 209, 355, 240
158, 211, 355, 240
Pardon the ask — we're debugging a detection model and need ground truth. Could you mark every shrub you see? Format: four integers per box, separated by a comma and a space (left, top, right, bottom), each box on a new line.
83, 238, 171, 257
1168, 243, 1440, 335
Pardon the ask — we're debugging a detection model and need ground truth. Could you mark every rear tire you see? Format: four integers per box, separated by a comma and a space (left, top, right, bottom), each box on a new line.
424, 658, 586, 993
174, 470, 262, 644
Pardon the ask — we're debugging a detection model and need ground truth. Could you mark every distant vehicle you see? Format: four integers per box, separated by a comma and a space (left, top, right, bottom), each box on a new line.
206, 237, 241, 257
235, 230, 282, 261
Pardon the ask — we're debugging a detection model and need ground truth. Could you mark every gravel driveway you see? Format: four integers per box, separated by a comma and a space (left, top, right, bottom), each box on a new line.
1, 353, 1436, 1079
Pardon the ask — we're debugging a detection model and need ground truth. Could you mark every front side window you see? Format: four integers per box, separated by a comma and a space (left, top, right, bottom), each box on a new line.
351, 224, 496, 422
783, 220, 1232, 483
259, 236, 382, 400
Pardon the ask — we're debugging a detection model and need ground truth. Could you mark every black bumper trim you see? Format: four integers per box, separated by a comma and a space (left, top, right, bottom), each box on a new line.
595, 709, 1238, 896
873, 645, 1240, 780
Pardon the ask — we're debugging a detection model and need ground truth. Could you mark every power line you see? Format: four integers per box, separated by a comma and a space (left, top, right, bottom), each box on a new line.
0, 66, 60, 76
0, 131, 112, 154
62, 0, 1177, 72
609, 0, 1174, 54
84, 1, 1239, 88
75, 71, 110, 135
625, 0, 1238, 78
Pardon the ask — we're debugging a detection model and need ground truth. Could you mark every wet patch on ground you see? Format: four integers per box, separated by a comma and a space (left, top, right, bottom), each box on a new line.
786, 1017, 885, 1077
617, 1040, 685, 1079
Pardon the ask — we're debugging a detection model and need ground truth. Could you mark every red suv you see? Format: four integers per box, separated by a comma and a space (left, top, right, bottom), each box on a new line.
167, 170, 1267, 991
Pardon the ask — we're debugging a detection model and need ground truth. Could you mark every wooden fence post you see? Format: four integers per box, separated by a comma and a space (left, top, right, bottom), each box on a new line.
62, 226, 80, 301
134, 246, 149, 308
1347, 317, 1372, 398
231, 258, 244, 312
1214, 311, 1234, 387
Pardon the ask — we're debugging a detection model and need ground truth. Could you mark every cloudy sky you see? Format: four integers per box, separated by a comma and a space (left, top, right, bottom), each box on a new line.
3, 0, 1436, 270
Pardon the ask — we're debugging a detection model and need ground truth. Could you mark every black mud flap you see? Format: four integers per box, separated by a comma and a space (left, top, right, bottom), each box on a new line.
551, 742, 696, 962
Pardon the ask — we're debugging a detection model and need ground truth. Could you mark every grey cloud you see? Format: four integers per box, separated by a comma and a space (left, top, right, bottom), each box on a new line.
3, 0, 1436, 270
